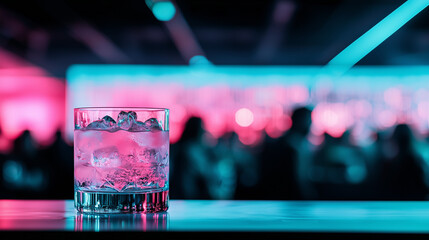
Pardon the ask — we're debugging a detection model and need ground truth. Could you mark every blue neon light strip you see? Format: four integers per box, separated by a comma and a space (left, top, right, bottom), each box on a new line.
327, 0, 429, 74
67, 65, 429, 91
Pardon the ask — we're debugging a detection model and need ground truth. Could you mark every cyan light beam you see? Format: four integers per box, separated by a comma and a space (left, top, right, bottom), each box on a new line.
146, 0, 176, 22
327, 0, 429, 75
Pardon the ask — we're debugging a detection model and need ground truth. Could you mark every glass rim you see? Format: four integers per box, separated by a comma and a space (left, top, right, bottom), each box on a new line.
74, 107, 169, 112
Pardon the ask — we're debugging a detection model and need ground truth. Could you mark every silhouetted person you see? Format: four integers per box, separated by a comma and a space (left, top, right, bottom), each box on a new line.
366, 130, 391, 200
208, 132, 240, 200
4, 130, 48, 198
12, 130, 38, 161
216, 132, 259, 200
212, 131, 261, 200
380, 124, 428, 200
41, 130, 74, 199
311, 131, 370, 200
170, 117, 216, 199
257, 106, 314, 200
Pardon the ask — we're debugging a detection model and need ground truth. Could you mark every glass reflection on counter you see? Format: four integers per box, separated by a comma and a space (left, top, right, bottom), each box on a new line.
74, 212, 169, 231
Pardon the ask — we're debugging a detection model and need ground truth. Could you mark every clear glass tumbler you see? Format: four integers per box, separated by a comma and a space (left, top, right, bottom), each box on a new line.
74, 107, 169, 213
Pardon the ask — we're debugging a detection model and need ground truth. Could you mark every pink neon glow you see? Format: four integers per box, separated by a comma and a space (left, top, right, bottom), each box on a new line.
238, 130, 263, 146
277, 114, 292, 131
169, 122, 183, 143
265, 122, 286, 138
0, 98, 64, 146
308, 134, 324, 146
0, 136, 11, 153
0, 49, 63, 149
415, 89, 428, 102
235, 108, 254, 127
312, 103, 353, 138
288, 85, 309, 104
310, 123, 324, 136
204, 110, 227, 138
250, 108, 268, 131
0, 76, 64, 96
73, 84, 310, 145
0, 74, 65, 149
264, 103, 291, 138
197, 86, 216, 106
384, 87, 403, 109
417, 101, 429, 119
169, 105, 187, 142
348, 100, 372, 118
171, 105, 187, 123
273, 86, 288, 103
376, 110, 397, 129
66, 78, 429, 147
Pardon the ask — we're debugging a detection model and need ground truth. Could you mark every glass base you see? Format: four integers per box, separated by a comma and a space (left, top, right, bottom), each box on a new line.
74, 189, 169, 214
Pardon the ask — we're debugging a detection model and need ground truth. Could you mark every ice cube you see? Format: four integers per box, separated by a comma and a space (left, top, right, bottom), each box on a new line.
91, 146, 121, 167
101, 168, 131, 191
117, 111, 137, 130
74, 163, 103, 188
143, 118, 163, 131
129, 121, 148, 132
128, 111, 137, 120
86, 120, 104, 129
128, 116, 162, 132
136, 148, 160, 164
86, 115, 117, 130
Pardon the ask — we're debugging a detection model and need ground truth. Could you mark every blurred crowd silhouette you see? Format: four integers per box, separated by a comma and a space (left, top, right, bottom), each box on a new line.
1, 106, 429, 200
170, 106, 429, 201
0, 129, 73, 199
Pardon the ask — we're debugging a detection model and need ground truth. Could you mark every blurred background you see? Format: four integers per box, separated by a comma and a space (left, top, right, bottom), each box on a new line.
1, 0, 429, 200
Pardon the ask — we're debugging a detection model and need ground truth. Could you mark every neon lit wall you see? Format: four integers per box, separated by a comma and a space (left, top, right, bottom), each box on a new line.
66, 65, 429, 146
0, 75, 65, 151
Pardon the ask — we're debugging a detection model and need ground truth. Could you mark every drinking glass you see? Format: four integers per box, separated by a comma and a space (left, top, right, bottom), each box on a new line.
74, 107, 169, 213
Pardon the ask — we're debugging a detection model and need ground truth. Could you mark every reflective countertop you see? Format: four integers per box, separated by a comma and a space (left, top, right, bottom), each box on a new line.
1, 200, 429, 233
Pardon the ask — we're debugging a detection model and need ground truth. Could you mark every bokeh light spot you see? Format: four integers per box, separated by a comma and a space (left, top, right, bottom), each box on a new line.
235, 108, 254, 127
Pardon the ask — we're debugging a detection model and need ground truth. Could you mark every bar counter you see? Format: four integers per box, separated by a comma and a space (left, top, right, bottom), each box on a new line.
1, 200, 429, 238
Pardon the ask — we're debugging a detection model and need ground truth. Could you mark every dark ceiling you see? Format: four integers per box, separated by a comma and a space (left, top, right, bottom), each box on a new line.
0, 0, 428, 78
